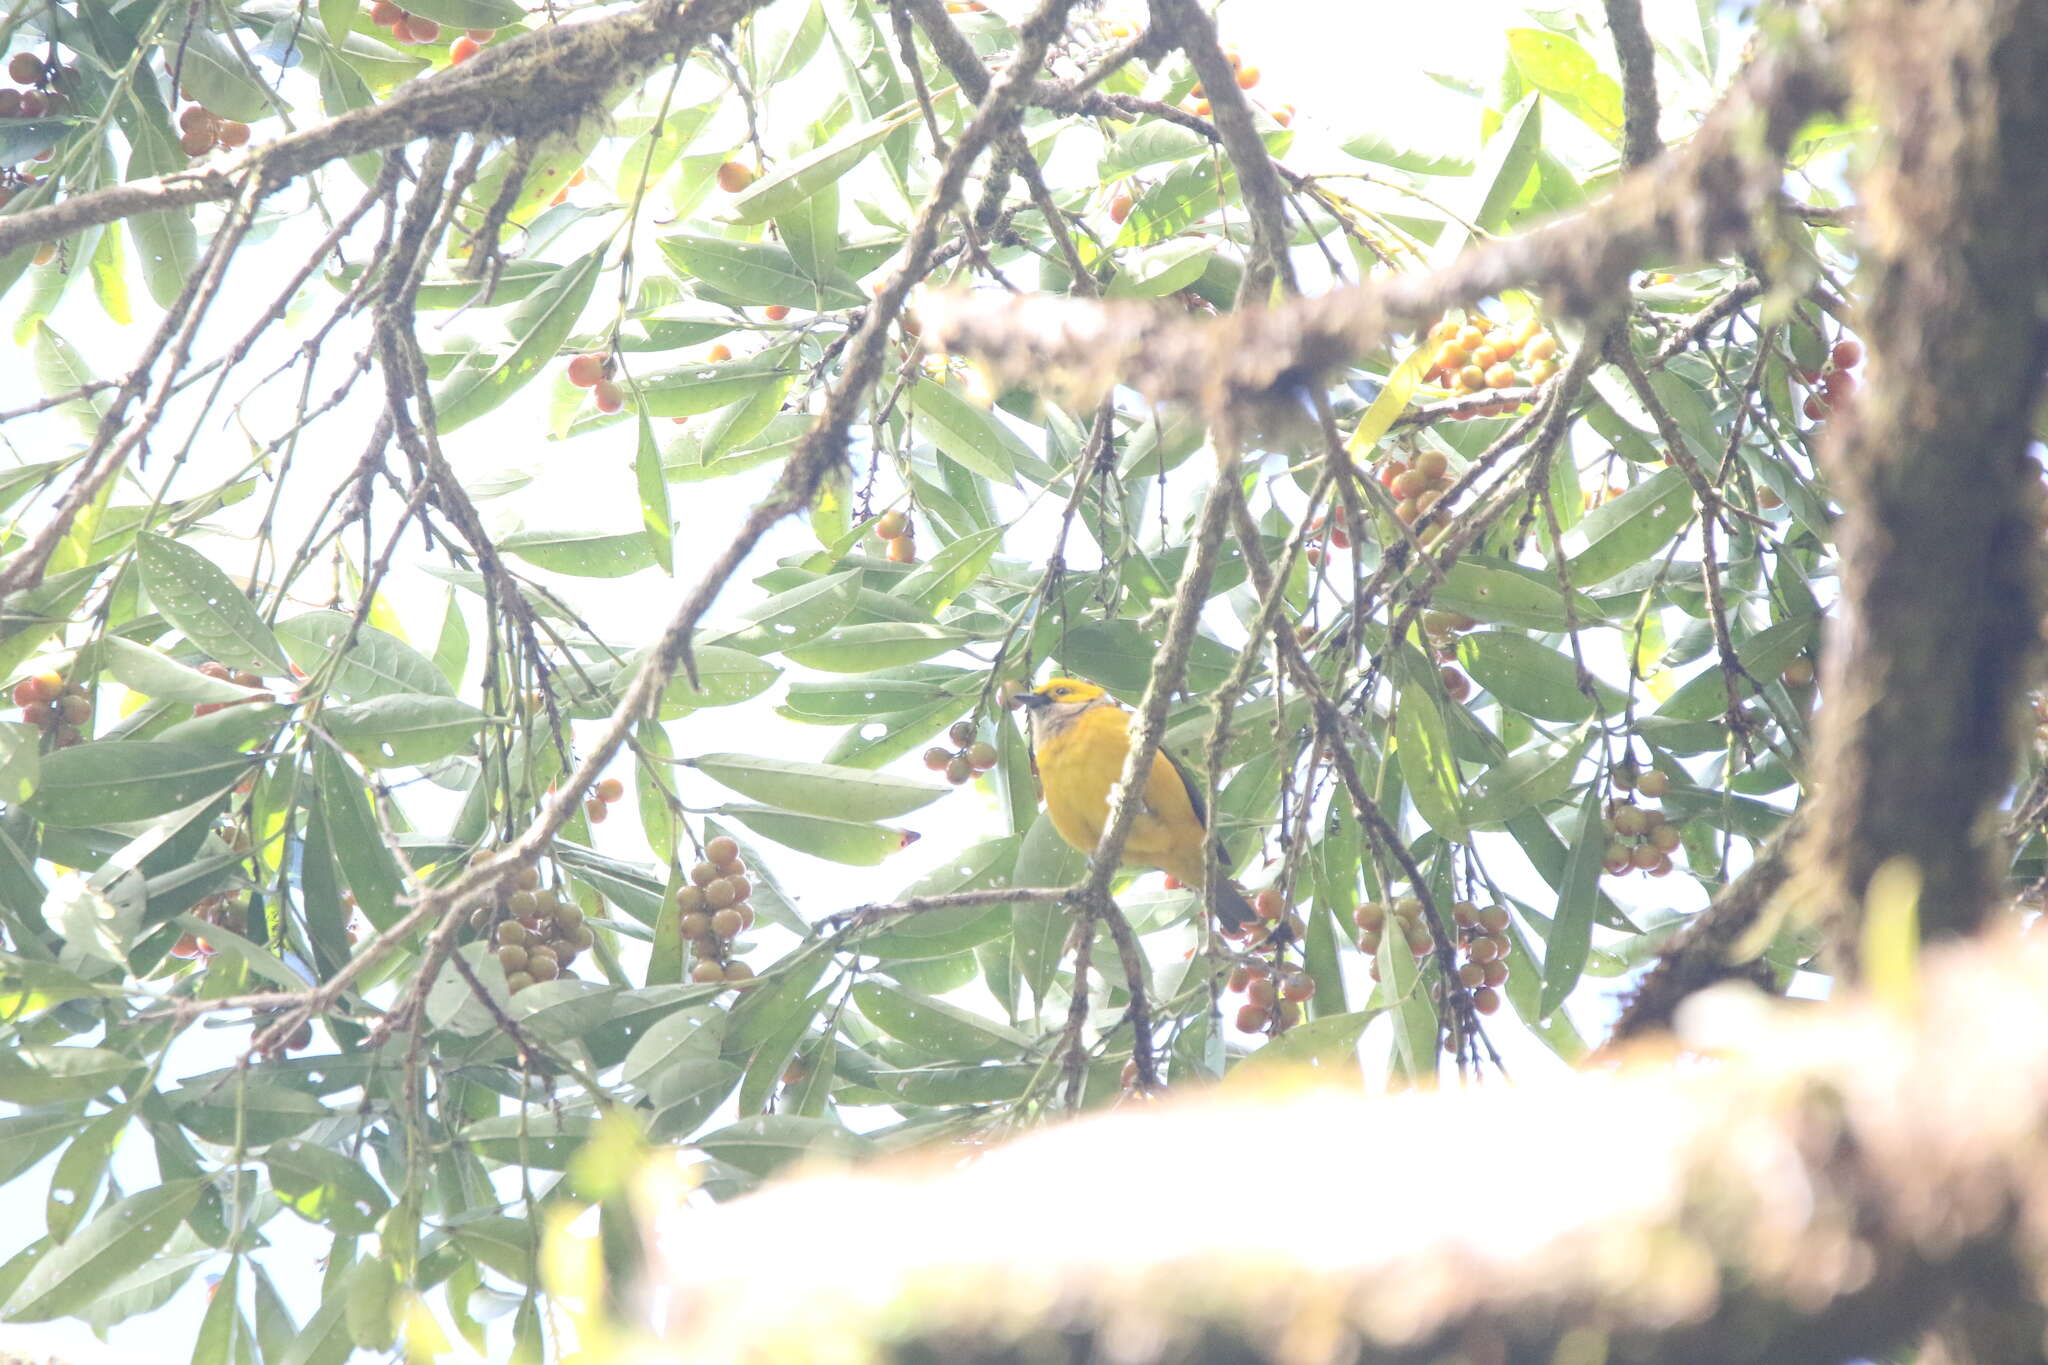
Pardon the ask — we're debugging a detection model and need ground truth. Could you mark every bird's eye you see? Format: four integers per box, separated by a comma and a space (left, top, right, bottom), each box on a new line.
1053, 687, 1068, 696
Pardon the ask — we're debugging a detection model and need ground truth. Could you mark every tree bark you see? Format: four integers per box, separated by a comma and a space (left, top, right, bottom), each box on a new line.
1801, 0, 2048, 964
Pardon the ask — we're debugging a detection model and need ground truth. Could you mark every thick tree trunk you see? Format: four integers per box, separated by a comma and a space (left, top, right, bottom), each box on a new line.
1802, 0, 2048, 963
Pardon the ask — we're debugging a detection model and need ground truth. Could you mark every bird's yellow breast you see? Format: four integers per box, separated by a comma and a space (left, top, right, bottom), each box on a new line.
1034, 703, 1203, 871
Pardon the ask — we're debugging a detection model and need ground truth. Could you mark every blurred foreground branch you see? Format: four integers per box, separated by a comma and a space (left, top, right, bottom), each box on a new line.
638, 933, 2048, 1363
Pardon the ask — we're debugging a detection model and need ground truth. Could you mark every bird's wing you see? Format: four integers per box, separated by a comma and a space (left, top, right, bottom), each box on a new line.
1157, 743, 1226, 859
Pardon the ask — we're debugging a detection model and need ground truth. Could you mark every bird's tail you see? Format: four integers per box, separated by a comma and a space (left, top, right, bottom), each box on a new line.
1167, 850, 1257, 932
1208, 877, 1257, 933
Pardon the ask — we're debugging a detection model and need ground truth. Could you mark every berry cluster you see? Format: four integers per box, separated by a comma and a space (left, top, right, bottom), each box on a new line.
1423, 316, 1561, 416
192, 661, 275, 715
1601, 766, 1682, 877
1227, 956, 1315, 1035
566, 352, 625, 414
677, 836, 759, 989
1353, 896, 1431, 979
2, 51, 70, 119
871, 508, 917, 564
1448, 901, 1512, 1015
1182, 48, 1260, 116
469, 866, 594, 995
1378, 446, 1463, 533
583, 775, 625, 825
176, 104, 250, 158
924, 720, 998, 786
1801, 337, 1862, 424
364, 2, 491, 46
12, 671, 89, 746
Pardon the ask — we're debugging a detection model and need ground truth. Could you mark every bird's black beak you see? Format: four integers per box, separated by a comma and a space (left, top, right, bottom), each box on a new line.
1014, 689, 1050, 710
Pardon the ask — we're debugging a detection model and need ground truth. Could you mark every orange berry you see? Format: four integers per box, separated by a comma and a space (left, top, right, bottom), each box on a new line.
566, 353, 604, 387
716, 160, 756, 193
763, 304, 791, 321
595, 776, 624, 803
1271, 103, 1294, 126
1234, 1003, 1270, 1033
1831, 338, 1862, 369
875, 509, 909, 539
706, 343, 732, 363
584, 798, 608, 823
1235, 65, 1259, 89
406, 15, 438, 40
466, 26, 495, 39
1472, 986, 1501, 1014
450, 35, 480, 62
887, 537, 916, 564
592, 379, 624, 413
1109, 190, 1133, 224
217, 120, 250, 148
1253, 888, 1284, 919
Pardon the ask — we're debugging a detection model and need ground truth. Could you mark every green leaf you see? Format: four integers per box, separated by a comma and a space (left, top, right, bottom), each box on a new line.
24, 741, 249, 827
157, 32, 272, 121
119, 96, 199, 310
168, 1083, 332, 1146
500, 527, 660, 579
693, 1114, 866, 1178
136, 533, 291, 674
1506, 29, 1624, 142
1432, 557, 1598, 631
1457, 632, 1624, 723
727, 97, 926, 224
1340, 130, 1473, 177
278, 610, 454, 700
1566, 466, 1694, 587
894, 526, 1004, 611
906, 379, 1028, 486
1011, 812, 1082, 1002
658, 235, 865, 308
81, 636, 252, 703
0, 1045, 142, 1105
1538, 787, 1604, 1016
783, 622, 968, 673
2, 1180, 203, 1321
395, 0, 521, 26
433, 249, 602, 432
560, 644, 779, 718
1231, 1008, 1380, 1078
316, 745, 404, 929
1464, 733, 1591, 827
1395, 666, 1467, 842
0, 721, 40, 805
631, 351, 795, 421
689, 753, 946, 821
267, 1139, 392, 1234
703, 571, 858, 655
1104, 239, 1214, 299
1655, 616, 1819, 721
1055, 620, 1239, 696
851, 982, 1031, 1062
714, 805, 919, 865
324, 694, 488, 768
633, 413, 674, 575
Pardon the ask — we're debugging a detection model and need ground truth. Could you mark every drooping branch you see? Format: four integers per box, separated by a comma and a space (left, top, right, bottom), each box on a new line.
919, 32, 1838, 420
645, 936, 2048, 1364
1799, 0, 2048, 963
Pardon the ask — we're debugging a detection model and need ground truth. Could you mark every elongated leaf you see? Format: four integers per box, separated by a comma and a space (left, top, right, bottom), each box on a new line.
433, 250, 602, 432
658, 235, 865, 307
82, 636, 251, 703
325, 694, 488, 768
1655, 616, 1819, 721
316, 746, 403, 929
1395, 671, 1467, 842
1457, 632, 1624, 722
1566, 466, 1694, 587
727, 97, 926, 224
784, 622, 968, 673
2, 1180, 202, 1321
1464, 734, 1590, 827
278, 611, 453, 700
693, 1114, 866, 1178
0, 1045, 141, 1105
500, 527, 659, 578
1506, 29, 1624, 142
852, 981, 1031, 1062
906, 378, 1028, 486
689, 753, 946, 821
634, 413, 674, 575
1538, 787, 1604, 1016
136, 533, 290, 675
715, 805, 918, 865
268, 1139, 392, 1234
24, 741, 249, 827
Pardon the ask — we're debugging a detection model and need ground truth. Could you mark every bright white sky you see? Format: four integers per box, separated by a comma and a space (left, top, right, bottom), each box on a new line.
0, 0, 1733, 1357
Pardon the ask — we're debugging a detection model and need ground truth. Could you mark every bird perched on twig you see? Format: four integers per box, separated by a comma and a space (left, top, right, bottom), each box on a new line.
1014, 677, 1256, 931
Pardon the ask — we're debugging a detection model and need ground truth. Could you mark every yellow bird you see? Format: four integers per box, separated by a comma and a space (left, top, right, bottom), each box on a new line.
1016, 677, 1256, 930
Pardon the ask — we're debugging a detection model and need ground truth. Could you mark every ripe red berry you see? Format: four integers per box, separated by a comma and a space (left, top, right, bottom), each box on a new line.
1831, 338, 1862, 369
592, 379, 624, 413
594, 776, 624, 803
450, 35, 480, 62
566, 353, 604, 387
1253, 888, 1284, 919
764, 304, 790, 321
